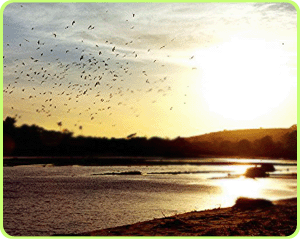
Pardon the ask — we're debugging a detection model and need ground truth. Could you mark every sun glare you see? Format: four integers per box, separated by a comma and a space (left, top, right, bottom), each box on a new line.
218, 176, 265, 207
192, 37, 294, 121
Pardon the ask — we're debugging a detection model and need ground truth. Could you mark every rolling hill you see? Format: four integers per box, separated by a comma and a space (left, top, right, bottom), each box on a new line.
185, 125, 297, 144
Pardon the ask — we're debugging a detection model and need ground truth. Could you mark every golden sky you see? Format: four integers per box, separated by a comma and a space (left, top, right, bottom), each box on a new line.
3, 2, 297, 139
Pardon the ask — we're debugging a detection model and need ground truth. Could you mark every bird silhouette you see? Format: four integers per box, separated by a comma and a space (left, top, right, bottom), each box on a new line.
3, 6, 186, 137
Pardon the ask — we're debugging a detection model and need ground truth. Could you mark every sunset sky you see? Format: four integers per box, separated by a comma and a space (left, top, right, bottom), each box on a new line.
2, 2, 297, 139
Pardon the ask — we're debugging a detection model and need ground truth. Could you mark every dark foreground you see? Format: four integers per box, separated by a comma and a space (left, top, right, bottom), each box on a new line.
61, 198, 297, 237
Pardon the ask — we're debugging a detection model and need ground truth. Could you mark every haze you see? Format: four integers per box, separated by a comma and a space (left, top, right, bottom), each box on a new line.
3, 2, 297, 139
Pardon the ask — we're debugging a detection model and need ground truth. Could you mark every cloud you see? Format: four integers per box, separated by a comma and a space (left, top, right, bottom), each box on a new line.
3, 2, 297, 138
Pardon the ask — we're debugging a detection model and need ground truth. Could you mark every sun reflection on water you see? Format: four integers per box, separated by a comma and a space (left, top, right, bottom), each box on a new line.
225, 165, 251, 175
217, 176, 266, 207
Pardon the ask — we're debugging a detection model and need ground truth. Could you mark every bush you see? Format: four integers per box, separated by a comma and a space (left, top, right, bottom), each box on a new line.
233, 197, 273, 210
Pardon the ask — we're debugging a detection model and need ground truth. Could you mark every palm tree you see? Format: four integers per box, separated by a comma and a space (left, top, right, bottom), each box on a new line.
57, 121, 62, 131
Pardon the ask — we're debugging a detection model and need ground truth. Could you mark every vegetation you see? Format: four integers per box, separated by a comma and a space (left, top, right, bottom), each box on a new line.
233, 197, 274, 210
187, 127, 296, 143
3, 117, 297, 161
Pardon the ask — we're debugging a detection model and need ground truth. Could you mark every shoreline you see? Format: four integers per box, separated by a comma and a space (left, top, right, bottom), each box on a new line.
3, 156, 297, 167
59, 198, 297, 237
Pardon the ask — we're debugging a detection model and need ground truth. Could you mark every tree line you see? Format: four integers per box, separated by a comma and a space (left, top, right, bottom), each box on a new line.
3, 116, 297, 160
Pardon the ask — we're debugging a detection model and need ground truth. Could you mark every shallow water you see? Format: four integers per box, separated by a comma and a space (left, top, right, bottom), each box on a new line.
3, 159, 297, 236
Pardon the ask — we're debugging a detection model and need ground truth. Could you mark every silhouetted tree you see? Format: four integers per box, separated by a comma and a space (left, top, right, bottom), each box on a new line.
3, 116, 297, 160
3, 116, 17, 134
57, 121, 62, 131
237, 139, 253, 156
218, 140, 233, 155
256, 136, 276, 157
282, 130, 297, 159
3, 117, 17, 156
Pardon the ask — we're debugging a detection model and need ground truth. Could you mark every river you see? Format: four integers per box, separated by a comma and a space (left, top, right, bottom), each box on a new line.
3, 158, 297, 236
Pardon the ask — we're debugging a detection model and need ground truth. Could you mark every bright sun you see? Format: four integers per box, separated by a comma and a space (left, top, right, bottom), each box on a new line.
193, 37, 293, 121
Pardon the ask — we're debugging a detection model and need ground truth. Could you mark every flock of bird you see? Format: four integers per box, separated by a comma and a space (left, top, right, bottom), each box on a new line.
3, 4, 197, 136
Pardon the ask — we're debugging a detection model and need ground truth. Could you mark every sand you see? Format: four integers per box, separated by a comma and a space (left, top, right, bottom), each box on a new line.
62, 198, 297, 237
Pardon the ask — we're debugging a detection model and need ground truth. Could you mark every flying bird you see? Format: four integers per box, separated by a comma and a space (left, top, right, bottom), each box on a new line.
127, 133, 137, 139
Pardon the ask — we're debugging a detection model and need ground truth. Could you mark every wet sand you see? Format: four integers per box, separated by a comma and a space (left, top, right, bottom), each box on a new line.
64, 198, 297, 237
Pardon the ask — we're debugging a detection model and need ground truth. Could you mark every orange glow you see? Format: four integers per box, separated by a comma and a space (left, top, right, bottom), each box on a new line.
217, 177, 265, 207
192, 36, 296, 123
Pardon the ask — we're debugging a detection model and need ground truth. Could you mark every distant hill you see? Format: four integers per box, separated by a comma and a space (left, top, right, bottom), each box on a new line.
186, 125, 297, 144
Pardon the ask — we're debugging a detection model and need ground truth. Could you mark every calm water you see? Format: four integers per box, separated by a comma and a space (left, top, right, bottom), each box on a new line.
3, 158, 297, 236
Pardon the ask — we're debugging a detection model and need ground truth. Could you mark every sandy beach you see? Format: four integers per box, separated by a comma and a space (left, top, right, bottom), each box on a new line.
63, 198, 297, 237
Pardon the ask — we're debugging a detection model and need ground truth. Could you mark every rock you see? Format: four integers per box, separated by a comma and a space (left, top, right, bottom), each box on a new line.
233, 197, 274, 210
244, 167, 268, 178
260, 163, 275, 172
